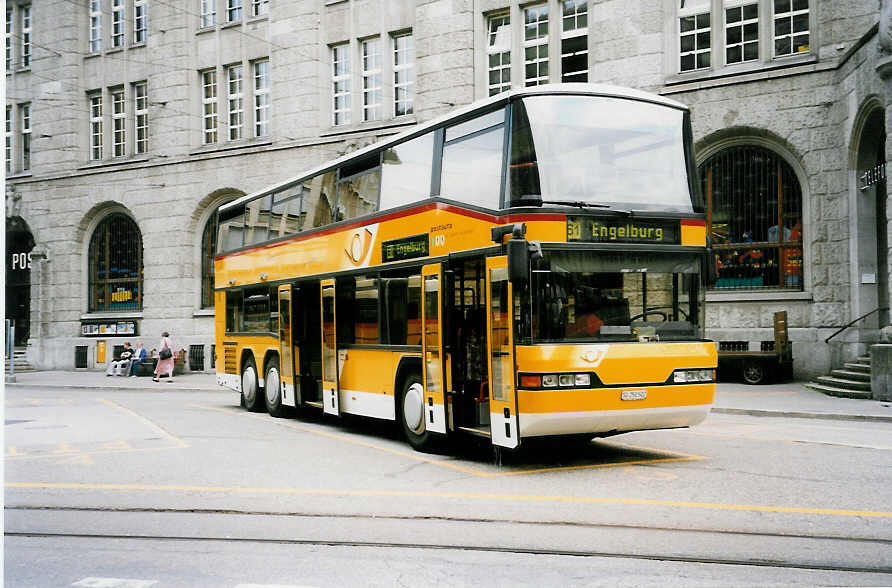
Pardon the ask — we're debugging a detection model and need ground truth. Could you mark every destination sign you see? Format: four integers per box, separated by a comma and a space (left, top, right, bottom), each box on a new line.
382, 234, 429, 262
567, 217, 679, 244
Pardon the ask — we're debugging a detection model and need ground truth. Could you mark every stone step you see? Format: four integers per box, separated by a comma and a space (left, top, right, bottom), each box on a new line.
856, 356, 872, 364
843, 362, 871, 373
831, 369, 871, 382
814, 376, 872, 392
804, 382, 873, 400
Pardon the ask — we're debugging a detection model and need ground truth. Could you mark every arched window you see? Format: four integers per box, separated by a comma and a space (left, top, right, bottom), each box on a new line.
89, 213, 143, 311
699, 146, 803, 291
201, 214, 217, 308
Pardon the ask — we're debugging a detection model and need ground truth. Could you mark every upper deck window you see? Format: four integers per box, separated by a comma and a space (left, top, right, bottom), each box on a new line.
440, 108, 506, 210
508, 95, 695, 213
379, 132, 435, 209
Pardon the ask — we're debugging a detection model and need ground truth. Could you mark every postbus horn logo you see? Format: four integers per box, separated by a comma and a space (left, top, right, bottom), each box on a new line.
346, 227, 376, 266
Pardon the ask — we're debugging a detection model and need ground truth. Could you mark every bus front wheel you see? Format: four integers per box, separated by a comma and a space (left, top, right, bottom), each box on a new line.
264, 357, 286, 418
742, 360, 766, 385
241, 357, 264, 412
399, 374, 436, 452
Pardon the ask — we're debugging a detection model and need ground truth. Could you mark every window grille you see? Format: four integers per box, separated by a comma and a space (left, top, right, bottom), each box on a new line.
362, 38, 382, 122
134, 82, 148, 153
227, 0, 242, 22
228, 64, 244, 140
774, 0, 809, 56
112, 88, 126, 157
75, 345, 88, 369
6, 7, 12, 70
700, 145, 803, 291
253, 59, 270, 136
201, 215, 217, 308
487, 14, 511, 96
90, 0, 103, 53
6, 105, 12, 174
392, 34, 413, 116
20, 103, 30, 171
332, 44, 351, 125
679, 1, 711, 72
725, 2, 758, 64
20, 4, 30, 68
202, 70, 218, 144
90, 93, 103, 160
201, 0, 216, 27
88, 213, 143, 312
189, 344, 205, 371
134, 0, 147, 44
112, 0, 125, 48
523, 4, 549, 86
560, 0, 587, 82
718, 341, 748, 352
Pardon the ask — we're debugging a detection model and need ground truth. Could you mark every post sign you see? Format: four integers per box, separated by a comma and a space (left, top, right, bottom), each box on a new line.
382, 234, 429, 262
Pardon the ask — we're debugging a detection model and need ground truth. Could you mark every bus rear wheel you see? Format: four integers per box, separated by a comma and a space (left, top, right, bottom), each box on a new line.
264, 357, 286, 418
742, 360, 766, 385
241, 357, 264, 412
399, 374, 437, 453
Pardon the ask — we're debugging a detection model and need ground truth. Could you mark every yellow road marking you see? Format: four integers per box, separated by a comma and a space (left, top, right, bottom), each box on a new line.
192, 404, 703, 478
4, 445, 188, 462
6, 481, 892, 519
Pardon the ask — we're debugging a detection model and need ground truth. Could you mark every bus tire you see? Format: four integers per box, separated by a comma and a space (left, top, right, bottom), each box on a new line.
241, 356, 264, 412
742, 360, 766, 385
399, 373, 437, 453
264, 357, 286, 418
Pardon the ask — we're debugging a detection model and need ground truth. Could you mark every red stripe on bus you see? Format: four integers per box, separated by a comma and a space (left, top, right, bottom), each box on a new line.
681, 219, 706, 227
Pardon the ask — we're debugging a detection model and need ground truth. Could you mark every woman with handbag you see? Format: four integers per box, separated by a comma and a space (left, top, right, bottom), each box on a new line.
153, 331, 176, 383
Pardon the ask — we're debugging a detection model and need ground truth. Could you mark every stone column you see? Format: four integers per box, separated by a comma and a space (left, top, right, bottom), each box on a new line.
871, 344, 892, 401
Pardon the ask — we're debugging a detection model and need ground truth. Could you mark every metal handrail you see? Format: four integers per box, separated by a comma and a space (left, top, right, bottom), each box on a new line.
824, 307, 889, 344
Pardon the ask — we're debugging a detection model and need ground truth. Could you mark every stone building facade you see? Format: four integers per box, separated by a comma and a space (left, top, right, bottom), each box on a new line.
4, 0, 890, 378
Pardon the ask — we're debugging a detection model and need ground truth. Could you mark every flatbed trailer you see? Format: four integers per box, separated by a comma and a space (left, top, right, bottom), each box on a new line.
717, 311, 793, 384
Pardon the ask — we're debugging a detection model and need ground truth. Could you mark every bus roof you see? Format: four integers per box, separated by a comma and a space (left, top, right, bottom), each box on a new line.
219, 83, 690, 213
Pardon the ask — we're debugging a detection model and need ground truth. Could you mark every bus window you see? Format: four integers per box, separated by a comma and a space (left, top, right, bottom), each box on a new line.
217, 203, 245, 253
355, 277, 380, 344
440, 108, 506, 209
337, 154, 381, 221
245, 195, 273, 246
308, 171, 337, 228
379, 133, 434, 210
406, 275, 422, 345
225, 289, 243, 332
382, 274, 422, 345
336, 277, 355, 344
242, 287, 271, 332
270, 186, 306, 238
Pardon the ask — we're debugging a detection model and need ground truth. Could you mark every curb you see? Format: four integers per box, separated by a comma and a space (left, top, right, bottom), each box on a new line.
712, 407, 892, 424
5, 383, 219, 393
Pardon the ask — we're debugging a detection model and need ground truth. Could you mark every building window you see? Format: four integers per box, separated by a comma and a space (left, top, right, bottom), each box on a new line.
5, 7, 12, 70
393, 33, 413, 117
6, 105, 13, 174
134, 82, 148, 153
362, 38, 382, 122
201, 0, 216, 27
227, 0, 242, 22
700, 145, 803, 290
201, 215, 218, 308
112, 88, 126, 157
332, 44, 351, 126
523, 4, 549, 86
202, 69, 218, 144
89, 93, 103, 160
20, 103, 30, 171
679, 0, 711, 72
253, 59, 270, 136
88, 213, 143, 312
725, 1, 758, 64
252, 0, 268, 17
227, 64, 244, 140
134, 0, 147, 44
20, 4, 31, 68
773, 0, 808, 56
487, 14, 511, 96
90, 0, 103, 53
560, 0, 587, 82
112, 0, 125, 48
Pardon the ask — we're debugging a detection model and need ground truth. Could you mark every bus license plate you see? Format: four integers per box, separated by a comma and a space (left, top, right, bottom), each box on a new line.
621, 389, 647, 401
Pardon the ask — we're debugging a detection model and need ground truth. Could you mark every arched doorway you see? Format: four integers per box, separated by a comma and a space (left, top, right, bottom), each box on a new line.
855, 108, 889, 327
6, 217, 35, 347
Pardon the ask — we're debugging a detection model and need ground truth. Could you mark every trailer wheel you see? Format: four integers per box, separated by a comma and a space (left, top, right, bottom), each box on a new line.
742, 360, 766, 385
264, 357, 286, 418
241, 356, 264, 412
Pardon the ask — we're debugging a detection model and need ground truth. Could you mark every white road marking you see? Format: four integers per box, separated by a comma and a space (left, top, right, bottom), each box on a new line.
72, 579, 158, 588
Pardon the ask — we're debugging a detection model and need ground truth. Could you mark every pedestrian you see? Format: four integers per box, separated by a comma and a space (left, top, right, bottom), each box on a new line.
128, 342, 148, 377
153, 331, 176, 383
106, 342, 134, 377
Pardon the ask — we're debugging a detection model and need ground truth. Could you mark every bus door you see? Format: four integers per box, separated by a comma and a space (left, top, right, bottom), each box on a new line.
277, 285, 298, 408
486, 256, 519, 449
421, 264, 447, 434
321, 279, 339, 416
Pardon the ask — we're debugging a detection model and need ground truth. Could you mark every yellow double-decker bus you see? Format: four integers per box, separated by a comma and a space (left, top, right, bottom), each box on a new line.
214, 84, 717, 452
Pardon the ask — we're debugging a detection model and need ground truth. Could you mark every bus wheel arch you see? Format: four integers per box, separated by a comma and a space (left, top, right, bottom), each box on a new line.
240, 352, 264, 412
263, 353, 286, 417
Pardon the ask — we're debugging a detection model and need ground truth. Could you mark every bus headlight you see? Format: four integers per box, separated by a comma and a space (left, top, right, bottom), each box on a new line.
558, 374, 574, 387
673, 369, 715, 383
575, 373, 591, 386
542, 374, 559, 387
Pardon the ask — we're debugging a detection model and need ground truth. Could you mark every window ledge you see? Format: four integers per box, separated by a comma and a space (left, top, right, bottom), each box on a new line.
85, 52, 101, 60
193, 308, 216, 317
81, 312, 144, 320
221, 20, 242, 29
706, 290, 812, 303
196, 26, 216, 35
106, 47, 124, 55
662, 55, 825, 94
320, 117, 418, 138
129, 42, 146, 49
78, 155, 152, 171
6, 171, 33, 180
247, 15, 268, 24
14, 66, 31, 73
325, 0, 349, 6
190, 138, 274, 156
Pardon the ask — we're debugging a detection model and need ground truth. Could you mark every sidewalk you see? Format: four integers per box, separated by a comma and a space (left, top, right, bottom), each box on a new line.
5, 371, 892, 423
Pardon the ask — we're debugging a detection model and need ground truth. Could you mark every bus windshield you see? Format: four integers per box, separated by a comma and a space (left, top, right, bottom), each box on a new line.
509, 95, 694, 213
520, 250, 703, 344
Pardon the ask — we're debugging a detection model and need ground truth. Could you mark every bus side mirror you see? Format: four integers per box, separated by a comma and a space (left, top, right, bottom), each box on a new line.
508, 239, 529, 285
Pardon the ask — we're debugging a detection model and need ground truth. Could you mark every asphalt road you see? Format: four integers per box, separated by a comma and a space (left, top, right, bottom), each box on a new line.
5, 386, 892, 587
